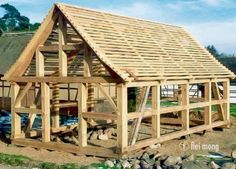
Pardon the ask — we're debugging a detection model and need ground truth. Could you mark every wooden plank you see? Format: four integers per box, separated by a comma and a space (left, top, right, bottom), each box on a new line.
41, 83, 50, 142
83, 45, 92, 77
36, 50, 44, 77
127, 111, 154, 120
11, 83, 21, 139
78, 83, 87, 147
223, 80, 230, 125
161, 105, 187, 114
152, 85, 160, 139
181, 83, 189, 130
15, 82, 33, 107
117, 83, 128, 153
52, 102, 77, 108
38, 44, 82, 52
83, 45, 95, 116
82, 112, 117, 120
58, 15, 68, 77
14, 108, 41, 114
24, 113, 37, 134
204, 82, 211, 125
10, 76, 116, 83
12, 138, 118, 158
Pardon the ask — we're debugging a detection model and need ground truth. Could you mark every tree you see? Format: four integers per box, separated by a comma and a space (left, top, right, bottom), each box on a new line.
206, 45, 220, 58
0, 3, 40, 32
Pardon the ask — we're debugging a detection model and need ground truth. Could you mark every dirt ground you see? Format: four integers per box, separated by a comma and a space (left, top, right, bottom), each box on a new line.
0, 117, 235, 166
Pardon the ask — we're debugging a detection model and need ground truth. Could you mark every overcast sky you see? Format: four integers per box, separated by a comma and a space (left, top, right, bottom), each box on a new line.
0, 0, 236, 54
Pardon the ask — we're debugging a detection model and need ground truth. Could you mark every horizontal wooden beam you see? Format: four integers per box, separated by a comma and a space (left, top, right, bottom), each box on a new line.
127, 78, 230, 87
12, 138, 118, 158
127, 111, 154, 120
14, 107, 42, 114
161, 105, 187, 114
82, 112, 117, 120
211, 99, 227, 105
9, 76, 116, 83
38, 44, 83, 52
51, 102, 77, 108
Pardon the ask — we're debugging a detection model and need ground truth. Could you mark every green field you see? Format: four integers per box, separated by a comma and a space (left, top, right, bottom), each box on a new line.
230, 104, 236, 117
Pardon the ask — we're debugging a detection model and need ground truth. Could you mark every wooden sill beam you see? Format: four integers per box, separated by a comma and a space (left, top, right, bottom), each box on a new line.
9, 76, 116, 83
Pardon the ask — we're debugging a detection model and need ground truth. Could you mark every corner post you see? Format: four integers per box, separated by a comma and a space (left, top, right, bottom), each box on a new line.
223, 79, 230, 126
117, 83, 128, 153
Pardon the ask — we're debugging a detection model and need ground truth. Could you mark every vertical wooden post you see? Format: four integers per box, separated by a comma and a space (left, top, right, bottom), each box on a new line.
58, 15, 67, 77
117, 83, 128, 153
223, 80, 230, 125
52, 83, 60, 128
152, 84, 160, 139
78, 83, 87, 147
11, 83, 21, 139
36, 49, 44, 77
181, 83, 189, 130
204, 82, 212, 125
41, 82, 50, 142
2, 80, 4, 97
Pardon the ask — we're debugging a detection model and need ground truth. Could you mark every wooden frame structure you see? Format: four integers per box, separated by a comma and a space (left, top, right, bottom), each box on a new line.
3, 3, 235, 157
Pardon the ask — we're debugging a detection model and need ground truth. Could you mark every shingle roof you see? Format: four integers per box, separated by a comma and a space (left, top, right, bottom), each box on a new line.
0, 32, 32, 75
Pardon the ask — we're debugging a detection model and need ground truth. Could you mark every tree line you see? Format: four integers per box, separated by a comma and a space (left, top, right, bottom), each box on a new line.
0, 3, 40, 35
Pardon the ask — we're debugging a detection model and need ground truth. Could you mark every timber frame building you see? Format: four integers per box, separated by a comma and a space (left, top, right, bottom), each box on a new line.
3, 3, 235, 157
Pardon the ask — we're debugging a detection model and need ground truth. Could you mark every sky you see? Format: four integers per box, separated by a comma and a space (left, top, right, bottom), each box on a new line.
0, 0, 236, 54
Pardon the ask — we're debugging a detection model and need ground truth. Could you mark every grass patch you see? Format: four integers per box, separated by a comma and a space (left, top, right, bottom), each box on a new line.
0, 152, 77, 169
230, 104, 236, 117
0, 153, 32, 166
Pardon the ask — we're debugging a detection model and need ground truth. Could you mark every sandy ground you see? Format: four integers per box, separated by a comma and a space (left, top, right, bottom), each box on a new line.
158, 117, 236, 157
0, 117, 235, 166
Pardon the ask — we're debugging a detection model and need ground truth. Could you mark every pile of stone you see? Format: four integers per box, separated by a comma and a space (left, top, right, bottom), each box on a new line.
51, 127, 117, 145
103, 150, 236, 169
88, 127, 117, 141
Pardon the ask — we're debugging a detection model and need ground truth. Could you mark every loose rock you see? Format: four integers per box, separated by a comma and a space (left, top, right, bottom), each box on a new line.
90, 131, 98, 140
231, 149, 236, 159
133, 163, 141, 169
164, 156, 181, 166
222, 163, 236, 169
104, 160, 114, 168
210, 161, 221, 169
149, 143, 161, 149
121, 160, 131, 168
98, 133, 109, 140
